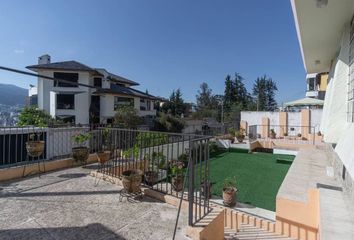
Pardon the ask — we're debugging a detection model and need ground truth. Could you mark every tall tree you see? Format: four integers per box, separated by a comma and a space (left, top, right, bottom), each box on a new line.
161, 88, 187, 117
224, 75, 233, 111
252, 75, 278, 111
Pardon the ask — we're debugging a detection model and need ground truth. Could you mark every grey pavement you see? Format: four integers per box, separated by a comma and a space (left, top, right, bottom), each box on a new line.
0, 165, 189, 240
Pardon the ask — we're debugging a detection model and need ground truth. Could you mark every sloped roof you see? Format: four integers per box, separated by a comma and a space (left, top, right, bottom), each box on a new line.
92, 83, 159, 100
284, 97, 324, 107
95, 68, 138, 86
27, 61, 101, 74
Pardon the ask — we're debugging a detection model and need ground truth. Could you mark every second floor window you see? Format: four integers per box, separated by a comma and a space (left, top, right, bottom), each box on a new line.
57, 94, 75, 109
54, 72, 79, 87
94, 77, 102, 87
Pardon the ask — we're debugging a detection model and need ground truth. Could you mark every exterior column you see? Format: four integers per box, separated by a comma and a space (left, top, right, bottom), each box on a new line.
301, 109, 311, 139
261, 117, 270, 138
240, 121, 248, 135
278, 112, 288, 137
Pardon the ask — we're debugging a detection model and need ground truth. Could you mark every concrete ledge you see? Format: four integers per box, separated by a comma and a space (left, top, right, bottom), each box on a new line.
0, 153, 98, 182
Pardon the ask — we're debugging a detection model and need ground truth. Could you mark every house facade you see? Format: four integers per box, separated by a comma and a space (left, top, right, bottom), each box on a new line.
27, 55, 158, 124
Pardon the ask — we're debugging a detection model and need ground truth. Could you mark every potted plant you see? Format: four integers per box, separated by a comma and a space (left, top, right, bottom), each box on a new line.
222, 176, 237, 207
178, 153, 189, 169
71, 132, 91, 164
297, 133, 302, 138
26, 132, 45, 158
122, 169, 143, 193
317, 131, 322, 136
270, 129, 276, 139
96, 128, 111, 165
235, 128, 245, 143
170, 161, 184, 192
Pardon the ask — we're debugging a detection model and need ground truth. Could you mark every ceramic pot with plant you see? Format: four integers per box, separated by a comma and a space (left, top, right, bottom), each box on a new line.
96, 128, 111, 165
122, 169, 143, 193
72, 132, 91, 164
222, 177, 237, 207
270, 129, 276, 139
235, 128, 245, 143
26, 132, 45, 158
297, 133, 302, 139
171, 161, 184, 192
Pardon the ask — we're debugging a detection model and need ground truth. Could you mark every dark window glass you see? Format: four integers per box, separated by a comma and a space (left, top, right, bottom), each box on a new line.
94, 77, 102, 87
54, 72, 79, 87
57, 94, 75, 109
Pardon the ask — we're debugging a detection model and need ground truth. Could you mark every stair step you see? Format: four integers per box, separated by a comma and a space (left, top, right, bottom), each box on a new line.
225, 224, 295, 240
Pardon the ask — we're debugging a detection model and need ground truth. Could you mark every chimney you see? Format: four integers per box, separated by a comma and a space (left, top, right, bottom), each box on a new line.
38, 54, 51, 64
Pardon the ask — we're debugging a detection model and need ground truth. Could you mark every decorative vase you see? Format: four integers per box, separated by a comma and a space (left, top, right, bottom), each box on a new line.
122, 169, 143, 193
26, 141, 45, 157
223, 187, 237, 207
72, 147, 89, 163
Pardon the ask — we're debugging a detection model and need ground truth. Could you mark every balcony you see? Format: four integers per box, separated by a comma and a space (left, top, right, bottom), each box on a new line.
305, 90, 319, 98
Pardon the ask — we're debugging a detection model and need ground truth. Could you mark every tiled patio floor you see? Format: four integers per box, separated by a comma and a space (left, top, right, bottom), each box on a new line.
0, 165, 189, 240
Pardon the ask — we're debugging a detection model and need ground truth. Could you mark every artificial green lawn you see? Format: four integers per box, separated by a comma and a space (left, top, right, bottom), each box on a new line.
209, 148, 294, 211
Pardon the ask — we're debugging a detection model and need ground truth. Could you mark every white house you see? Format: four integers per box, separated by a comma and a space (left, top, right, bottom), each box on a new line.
291, 0, 354, 188
27, 55, 158, 124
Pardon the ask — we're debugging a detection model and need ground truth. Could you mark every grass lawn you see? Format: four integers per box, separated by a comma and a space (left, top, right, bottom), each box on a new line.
209, 148, 294, 211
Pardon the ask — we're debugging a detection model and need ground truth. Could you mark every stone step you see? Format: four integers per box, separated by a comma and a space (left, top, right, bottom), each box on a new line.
224, 224, 295, 240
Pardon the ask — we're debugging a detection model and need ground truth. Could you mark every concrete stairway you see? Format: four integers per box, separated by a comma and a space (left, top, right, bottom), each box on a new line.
225, 223, 294, 240
223, 208, 294, 240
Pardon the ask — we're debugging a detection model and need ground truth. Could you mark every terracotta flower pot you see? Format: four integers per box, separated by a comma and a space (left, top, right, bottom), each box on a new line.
172, 175, 184, 192
122, 169, 143, 193
223, 187, 237, 207
72, 147, 89, 163
96, 151, 111, 165
144, 171, 158, 186
26, 141, 45, 158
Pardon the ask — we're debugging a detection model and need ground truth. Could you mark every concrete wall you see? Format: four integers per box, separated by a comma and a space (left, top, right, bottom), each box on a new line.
241, 110, 322, 135
320, 23, 350, 143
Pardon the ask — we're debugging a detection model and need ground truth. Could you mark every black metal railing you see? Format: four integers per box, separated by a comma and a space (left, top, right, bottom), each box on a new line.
248, 124, 317, 145
0, 125, 212, 229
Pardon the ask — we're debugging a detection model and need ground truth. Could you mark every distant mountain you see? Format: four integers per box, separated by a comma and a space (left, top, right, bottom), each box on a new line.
0, 84, 27, 106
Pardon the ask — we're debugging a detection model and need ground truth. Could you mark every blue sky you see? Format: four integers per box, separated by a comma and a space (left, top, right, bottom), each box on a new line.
0, 0, 306, 104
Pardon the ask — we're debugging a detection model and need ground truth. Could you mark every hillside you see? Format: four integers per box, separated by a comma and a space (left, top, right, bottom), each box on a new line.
0, 83, 27, 106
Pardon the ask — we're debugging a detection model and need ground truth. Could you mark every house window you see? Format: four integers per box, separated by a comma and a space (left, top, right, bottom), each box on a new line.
54, 72, 79, 87
114, 97, 134, 110
94, 77, 102, 88
140, 99, 151, 111
57, 94, 75, 109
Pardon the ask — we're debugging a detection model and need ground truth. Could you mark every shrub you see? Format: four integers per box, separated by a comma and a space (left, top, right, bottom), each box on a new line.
72, 132, 91, 147
18, 106, 54, 127
135, 132, 168, 147
114, 106, 142, 129
153, 113, 185, 133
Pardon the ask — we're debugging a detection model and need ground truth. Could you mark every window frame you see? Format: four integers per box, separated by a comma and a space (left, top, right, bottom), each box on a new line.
56, 94, 75, 110
53, 72, 79, 88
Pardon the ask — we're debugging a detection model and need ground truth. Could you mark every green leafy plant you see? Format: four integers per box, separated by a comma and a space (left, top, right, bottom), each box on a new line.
228, 127, 236, 137
123, 145, 140, 159
317, 131, 322, 136
283, 132, 288, 137
135, 132, 168, 148
223, 176, 237, 190
209, 141, 220, 156
270, 129, 275, 134
28, 132, 43, 141
102, 128, 112, 150
170, 160, 184, 176
114, 105, 142, 129
18, 106, 55, 127
178, 153, 189, 168
297, 133, 302, 137
72, 132, 91, 147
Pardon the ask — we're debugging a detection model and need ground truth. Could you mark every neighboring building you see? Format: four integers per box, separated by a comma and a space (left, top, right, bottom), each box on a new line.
27, 84, 38, 106
27, 55, 158, 124
305, 72, 329, 100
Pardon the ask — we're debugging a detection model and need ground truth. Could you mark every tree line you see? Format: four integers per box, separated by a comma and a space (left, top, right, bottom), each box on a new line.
162, 73, 278, 122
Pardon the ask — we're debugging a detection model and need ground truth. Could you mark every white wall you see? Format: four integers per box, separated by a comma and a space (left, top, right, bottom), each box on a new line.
241, 111, 279, 127
321, 24, 350, 143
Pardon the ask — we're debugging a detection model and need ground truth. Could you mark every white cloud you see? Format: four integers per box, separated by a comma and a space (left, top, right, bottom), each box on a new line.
13, 49, 24, 54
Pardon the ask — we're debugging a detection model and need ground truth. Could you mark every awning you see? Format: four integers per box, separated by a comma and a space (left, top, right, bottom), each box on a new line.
284, 97, 324, 107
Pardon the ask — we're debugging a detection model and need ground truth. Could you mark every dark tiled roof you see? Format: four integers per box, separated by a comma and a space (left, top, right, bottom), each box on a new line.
95, 68, 139, 86
26, 61, 101, 74
93, 84, 159, 100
